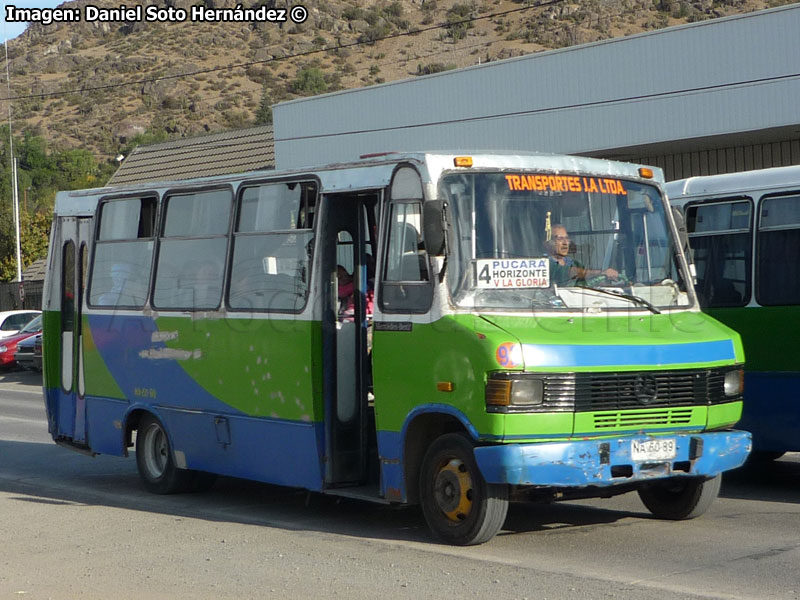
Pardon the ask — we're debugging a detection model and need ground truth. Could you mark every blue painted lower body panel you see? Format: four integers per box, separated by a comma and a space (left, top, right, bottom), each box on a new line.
50, 391, 326, 492
159, 407, 325, 491
738, 372, 800, 453
376, 430, 404, 500
474, 430, 751, 486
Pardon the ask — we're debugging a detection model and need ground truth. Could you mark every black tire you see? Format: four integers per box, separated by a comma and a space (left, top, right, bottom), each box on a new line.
135, 415, 194, 494
637, 475, 721, 520
419, 433, 509, 545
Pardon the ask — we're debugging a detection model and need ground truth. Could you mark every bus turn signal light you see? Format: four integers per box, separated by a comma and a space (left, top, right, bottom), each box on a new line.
485, 379, 511, 406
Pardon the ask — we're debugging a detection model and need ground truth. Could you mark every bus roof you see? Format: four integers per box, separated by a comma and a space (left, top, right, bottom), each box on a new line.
665, 164, 800, 200
54, 151, 664, 216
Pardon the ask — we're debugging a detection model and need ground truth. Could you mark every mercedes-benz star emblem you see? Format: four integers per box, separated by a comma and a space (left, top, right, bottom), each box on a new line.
634, 375, 657, 405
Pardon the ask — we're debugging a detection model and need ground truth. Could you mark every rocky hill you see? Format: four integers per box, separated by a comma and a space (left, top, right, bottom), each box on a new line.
4, 0, 790, 159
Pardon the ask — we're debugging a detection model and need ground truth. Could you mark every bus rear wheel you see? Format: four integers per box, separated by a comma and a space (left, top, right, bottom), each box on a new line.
136, 415, 194, 494
637, 475, 721, 520
419, 433, 508, 545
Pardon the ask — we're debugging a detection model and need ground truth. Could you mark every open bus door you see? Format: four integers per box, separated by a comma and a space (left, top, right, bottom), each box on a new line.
320, 192, 379, 487
46, 217, 92, 448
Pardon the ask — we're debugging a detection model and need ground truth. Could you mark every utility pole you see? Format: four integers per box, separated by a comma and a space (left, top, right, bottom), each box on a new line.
4, 36, 23, 282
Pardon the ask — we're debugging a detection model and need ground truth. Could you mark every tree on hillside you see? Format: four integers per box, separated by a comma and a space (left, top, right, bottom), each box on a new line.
290, 67, 328, 96
255, 83, 273, 125
445, 3, 477, 42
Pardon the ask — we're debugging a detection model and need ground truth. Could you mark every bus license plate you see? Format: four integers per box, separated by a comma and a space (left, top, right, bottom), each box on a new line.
631, 438, 676, 461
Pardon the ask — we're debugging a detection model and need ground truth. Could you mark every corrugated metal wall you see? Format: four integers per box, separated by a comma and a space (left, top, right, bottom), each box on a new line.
634, 139, 800, 181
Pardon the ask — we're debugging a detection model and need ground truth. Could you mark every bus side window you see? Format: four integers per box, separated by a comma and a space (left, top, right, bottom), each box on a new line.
89, 196, 157, 308
757, 193, 800, 306
380, 202, 433, 313
686, 200, 752, 308
229, 181, 317, 312
153, 189, 231, 311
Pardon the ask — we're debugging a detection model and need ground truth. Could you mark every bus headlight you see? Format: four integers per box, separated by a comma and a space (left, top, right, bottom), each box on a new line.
486, 375, 543, 411
0, 345, 6, 353
724, 369, 744, 397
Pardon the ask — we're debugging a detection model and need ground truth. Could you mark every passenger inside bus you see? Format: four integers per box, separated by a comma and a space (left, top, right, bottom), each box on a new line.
97, 263, 138, 306
337, 264, 374, 320
546, 224, 619, 285
337, 265, 355, 319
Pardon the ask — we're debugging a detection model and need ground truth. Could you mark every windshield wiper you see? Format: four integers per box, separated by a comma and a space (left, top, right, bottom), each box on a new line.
572, 285, 662, 314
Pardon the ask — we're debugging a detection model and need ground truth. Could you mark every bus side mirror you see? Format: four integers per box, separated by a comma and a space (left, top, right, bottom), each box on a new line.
423, 201, 447, 256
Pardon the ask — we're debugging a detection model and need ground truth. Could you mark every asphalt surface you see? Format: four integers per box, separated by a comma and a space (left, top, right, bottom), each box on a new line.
1, 369, 798, 599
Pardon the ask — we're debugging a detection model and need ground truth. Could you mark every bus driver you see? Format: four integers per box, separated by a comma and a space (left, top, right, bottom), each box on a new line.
546, 224, 619, 285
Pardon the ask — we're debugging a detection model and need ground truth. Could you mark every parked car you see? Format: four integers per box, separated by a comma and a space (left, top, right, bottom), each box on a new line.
14, 333, 41, 371
33, 334, 43, 372
0, 310, 41, 339
0, 314, 42, 369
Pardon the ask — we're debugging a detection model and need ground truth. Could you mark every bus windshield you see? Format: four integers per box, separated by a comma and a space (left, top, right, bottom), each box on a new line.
440, 171, 692, 311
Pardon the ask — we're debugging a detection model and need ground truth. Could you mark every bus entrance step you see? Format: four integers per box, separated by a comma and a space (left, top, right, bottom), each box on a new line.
322, 484, 391, 504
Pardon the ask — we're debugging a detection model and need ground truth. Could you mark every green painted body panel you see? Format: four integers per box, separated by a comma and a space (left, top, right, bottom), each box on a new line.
500, 413, 575, 440
373, 314, 507, 439
707, 401, 744, 430
573, 406, 706, 436
42, 310, 62, 390
52, 311, 323, 424
81, 320, 125, 399
372, 311, 743, 441
155, 316, 322, 421
481, 311, 745, 370
705, 306, 798, 373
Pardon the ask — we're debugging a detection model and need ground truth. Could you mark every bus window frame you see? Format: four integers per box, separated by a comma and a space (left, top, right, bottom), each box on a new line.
685, 195, 754, 309
87, 191, 161, 310
378, 198, 434, 314
151, 184, 234, 312
227, 175, 320, 315
754, 189, 800, 307
61, 238, 76, 394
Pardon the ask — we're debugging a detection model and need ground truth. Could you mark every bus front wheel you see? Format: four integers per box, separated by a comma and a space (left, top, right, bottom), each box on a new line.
419, 433, 509, 545
637, 475, 721, 520
136, 415, 194, 494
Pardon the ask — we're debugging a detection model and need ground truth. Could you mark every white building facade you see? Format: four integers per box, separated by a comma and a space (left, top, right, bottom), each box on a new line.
274, 4, 800, 180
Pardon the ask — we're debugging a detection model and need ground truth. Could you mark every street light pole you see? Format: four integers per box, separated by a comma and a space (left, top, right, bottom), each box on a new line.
12, 157, 22, 282
5, 37, 23, 282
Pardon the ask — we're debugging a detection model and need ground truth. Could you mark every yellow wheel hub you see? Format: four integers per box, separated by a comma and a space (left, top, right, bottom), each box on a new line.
433, 458, 473, 522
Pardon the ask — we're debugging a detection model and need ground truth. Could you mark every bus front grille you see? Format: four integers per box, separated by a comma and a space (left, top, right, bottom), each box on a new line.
592, 407, 696, 429
541, 367, 731, 411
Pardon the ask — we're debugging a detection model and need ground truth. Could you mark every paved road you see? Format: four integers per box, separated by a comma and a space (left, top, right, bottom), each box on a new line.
1, 370, 799, 599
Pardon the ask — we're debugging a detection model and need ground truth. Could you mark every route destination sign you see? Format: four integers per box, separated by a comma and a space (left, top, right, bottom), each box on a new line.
475, 258, 550, 289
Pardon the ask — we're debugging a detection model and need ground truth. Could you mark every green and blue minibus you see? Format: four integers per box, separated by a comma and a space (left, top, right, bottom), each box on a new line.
43, 151, 750, 544
667, 165, 800, 460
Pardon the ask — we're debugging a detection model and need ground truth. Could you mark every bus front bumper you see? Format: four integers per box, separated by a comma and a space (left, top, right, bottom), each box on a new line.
474, 430, 751, 487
